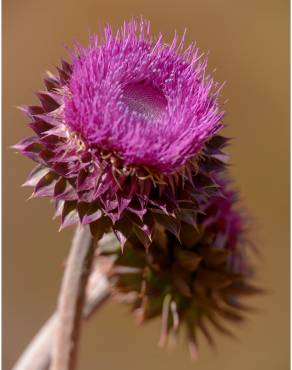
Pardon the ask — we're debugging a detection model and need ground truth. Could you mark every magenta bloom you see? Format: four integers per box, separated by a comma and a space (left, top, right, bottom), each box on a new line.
15, 19, 227, 243
64, 20, 223, 174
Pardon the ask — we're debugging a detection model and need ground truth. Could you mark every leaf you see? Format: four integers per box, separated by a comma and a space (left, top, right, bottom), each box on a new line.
77, 202, 90, 222
54, 177, 67, 197
13, 136, 42, 152
180, 210, 197, 227
206, 135, 230, 151
60, 200, 78, 229
200, 247, 230, 267
44, 74, 60, 91
214, 305, 244, 323
143, 294, 164, 320
133, 224, 152, 249
197, 316, 215, 349
51, 162, 70, 176
174, 248, 202, 272
23, 165, 50, 187
206, 312, 237, 340
39, 149, 55, 163
197, 268, 235, 290
222, 283, 265, 296
18, 105, 44, 118
113, 218, 133, 250
89, 216, 112, 240
29, 121, 53, 136
36, 91, 60, 112
171, 265, 192, 297
82, 204, 103, 225
154, 213, 181, 241
34, 171, 59, 197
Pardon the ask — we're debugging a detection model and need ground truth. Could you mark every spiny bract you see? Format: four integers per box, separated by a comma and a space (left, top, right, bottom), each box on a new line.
98, 177, 259, 358
15, 18, 228, 246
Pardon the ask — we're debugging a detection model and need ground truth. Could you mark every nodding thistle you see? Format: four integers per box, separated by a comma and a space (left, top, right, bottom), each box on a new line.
14, 18, 228, 247
14, 18, 260, 362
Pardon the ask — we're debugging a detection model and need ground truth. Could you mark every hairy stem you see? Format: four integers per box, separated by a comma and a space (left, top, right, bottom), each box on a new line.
49, 225, 100, 370
12, 269, 110, 370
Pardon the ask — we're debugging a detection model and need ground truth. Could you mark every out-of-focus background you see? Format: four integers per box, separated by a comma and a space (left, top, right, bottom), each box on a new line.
3, 0, 289, 369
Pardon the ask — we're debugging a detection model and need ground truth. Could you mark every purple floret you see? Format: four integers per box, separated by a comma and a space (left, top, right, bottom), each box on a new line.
64, 19, 224, 174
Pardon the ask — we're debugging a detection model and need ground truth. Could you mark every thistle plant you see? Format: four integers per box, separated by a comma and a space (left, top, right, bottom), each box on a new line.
13, 18, 259, 370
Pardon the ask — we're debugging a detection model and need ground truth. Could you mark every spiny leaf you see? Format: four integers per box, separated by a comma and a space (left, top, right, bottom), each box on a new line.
89, 216, 111, 240
174, 248, 202, 272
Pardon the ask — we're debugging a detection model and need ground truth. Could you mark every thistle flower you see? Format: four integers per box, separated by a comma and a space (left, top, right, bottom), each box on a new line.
99, 177, 259, 358
14, 19, 228, 244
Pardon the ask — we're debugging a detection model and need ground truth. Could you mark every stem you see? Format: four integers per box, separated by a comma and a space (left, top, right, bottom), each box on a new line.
13, 315, 57, 370
49, 225, 98, 370
12, 270, 110, 370
13, 231, 117, 370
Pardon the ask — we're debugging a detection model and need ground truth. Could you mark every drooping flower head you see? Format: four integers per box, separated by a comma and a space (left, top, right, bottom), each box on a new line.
99, 177, 259, 357
14, 18, 260, 358
15, 18, 227, 243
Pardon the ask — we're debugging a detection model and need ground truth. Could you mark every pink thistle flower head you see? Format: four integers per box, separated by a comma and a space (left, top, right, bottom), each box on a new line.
14, 18, 228, 244
64, 19, 223, 174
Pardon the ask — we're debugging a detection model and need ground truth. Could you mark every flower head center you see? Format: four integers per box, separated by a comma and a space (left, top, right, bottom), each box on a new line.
121, 81, 167, 119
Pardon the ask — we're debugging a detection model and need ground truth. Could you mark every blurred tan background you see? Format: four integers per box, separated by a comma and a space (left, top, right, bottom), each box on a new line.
3, 0, 289, 369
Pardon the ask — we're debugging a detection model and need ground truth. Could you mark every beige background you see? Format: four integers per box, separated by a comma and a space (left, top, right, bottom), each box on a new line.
3, 0, 290, 369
